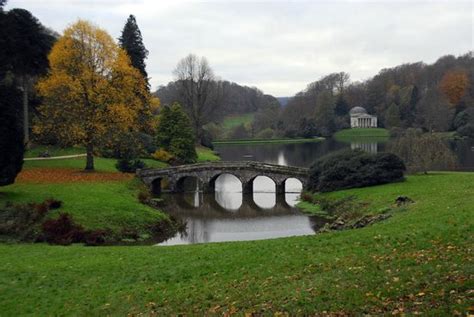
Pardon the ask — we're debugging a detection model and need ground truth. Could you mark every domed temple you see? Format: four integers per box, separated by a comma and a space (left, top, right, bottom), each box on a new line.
349, 107, 377, 128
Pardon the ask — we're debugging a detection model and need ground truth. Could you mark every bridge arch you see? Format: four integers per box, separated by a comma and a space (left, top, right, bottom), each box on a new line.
283, 177, 304, 193
175, 175, 203, 193
209, 173, 243, 193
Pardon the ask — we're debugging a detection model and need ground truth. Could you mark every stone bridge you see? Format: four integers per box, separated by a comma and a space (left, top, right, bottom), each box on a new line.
137, 161, 309, 195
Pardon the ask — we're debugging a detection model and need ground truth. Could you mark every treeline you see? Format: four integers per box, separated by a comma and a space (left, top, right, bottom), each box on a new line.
281, 52, 474, 137
156, 79, 279, 121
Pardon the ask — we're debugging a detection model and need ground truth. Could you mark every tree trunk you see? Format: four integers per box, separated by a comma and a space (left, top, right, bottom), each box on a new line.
22, 77, 29, 147
85, 143, 94, 171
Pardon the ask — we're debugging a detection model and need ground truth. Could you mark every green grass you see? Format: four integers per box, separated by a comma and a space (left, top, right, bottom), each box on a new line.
214, 137, 323, 145
24, 156, 167, 172
25, 145, 85, 158
0, 172, 472, 315
196, 146, 220, 162
0, 179, 166, 234
334, 128, 390, 143
221, 113, 255, 130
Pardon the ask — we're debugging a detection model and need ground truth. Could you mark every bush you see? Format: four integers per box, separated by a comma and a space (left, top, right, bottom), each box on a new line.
45, 198, 62, 210
457, 123, 474, 139
170, 138, 197, 164
41, 213, 85, 245
255, 128, 275, 139
388, 129, 457, 173
228, 124, 249, 139
200, 129, 214, 150
151, 149, 174, 162
308, 149, 405, 192
115, 159, 146, 173
84, 229, 108, 246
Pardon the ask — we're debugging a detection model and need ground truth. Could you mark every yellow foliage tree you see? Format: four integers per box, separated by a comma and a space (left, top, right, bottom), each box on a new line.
35, 20, 157, 170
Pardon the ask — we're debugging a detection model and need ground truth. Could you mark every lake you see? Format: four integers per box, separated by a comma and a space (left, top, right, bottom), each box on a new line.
158, 137, 474, 245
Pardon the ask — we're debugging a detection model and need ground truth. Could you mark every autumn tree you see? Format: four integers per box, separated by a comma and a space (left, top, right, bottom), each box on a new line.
439, 70, 469, 107
119, 14, 149, 88
35, 20, 153, 171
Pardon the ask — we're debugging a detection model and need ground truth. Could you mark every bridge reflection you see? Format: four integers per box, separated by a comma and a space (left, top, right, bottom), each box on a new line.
159, 191, 329, 245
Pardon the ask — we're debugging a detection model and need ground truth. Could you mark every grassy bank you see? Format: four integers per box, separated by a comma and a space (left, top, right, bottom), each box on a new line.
334, 128, 390, 143
0, 172, 472, 315
214, 137, 323, 145
196, 146, 220, 162
222, 113, 255, 131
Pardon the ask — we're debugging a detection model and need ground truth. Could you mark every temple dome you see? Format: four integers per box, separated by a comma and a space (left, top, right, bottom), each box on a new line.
349, 106, 367, 115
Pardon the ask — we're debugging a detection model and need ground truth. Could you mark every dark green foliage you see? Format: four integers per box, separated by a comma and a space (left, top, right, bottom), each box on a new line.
155, 103, 197, 164
119, 15, 149, 87
0, 8, 54, 77
115, 158, 146, 173
200, 129, 214, 149
229, 124, 250, 139
308, 149, 405, 192
457, 123, 474, 139
334, 95, 349, 116
0, 80, 24, 186
0, 201, 48, 240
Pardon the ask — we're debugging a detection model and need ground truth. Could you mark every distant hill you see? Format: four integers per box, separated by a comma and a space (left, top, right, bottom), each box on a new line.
277, 97, 291, 107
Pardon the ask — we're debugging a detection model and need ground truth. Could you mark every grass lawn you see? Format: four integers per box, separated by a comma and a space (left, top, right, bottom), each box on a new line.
196, 146, 220, 162
24, 156, 167, 172
0, 178, 166, 234
334, 128, 390, 143
214, 137, 323, 145
24, 145, 86, 158
0, 172, 472, 315
221, 113, 255, 131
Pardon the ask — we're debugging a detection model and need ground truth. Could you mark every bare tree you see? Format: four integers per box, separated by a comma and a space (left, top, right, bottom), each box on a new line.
173, 54, 224, 142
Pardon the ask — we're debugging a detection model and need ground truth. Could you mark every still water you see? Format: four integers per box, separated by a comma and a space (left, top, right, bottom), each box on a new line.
158, 137, 474, 245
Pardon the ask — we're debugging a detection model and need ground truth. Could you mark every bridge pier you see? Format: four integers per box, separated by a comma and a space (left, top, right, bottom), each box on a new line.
276, 182, 285, 194
242, 180, 253, 194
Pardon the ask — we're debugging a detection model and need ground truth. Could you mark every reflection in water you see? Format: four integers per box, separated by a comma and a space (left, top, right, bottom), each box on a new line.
253, 192, 276, 209
351, 142, 378, 153
158, 137, 474, 246
215, 138, 474, 171
158, 176, 326, 246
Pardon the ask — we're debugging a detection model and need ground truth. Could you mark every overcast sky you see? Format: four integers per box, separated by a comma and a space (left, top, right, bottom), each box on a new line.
6, 0, 473, 96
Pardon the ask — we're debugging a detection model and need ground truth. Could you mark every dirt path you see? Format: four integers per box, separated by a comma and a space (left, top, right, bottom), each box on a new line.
24, 154, 86, 161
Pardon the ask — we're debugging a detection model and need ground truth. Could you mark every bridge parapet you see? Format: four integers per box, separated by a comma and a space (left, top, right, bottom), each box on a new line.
137, 161, 309, 194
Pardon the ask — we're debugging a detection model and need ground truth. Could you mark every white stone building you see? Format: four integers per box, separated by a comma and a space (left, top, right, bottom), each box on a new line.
349, 106, 377, 128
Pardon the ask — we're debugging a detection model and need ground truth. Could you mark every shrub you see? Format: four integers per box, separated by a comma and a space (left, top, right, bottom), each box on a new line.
255, 128, 275, 139
170, 138, 197, 164
41, 213, 85, 245
308, 149, 405, 192
115, 159, 146, 173
45, 198, 62, 210
457, 123, 474, 139
200, 129, 214, 150
84, 229, 108, 246
228, 124, 249, 139
151, 149, 174, 162
388, 129, 457, 173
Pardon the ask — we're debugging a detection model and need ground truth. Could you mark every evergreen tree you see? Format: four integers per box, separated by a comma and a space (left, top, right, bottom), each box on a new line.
334, 95, 349, 116
119, 15, 149, 88
384, 103, 401, 128
156, 103, 197, 164
1, 8, 55, 144
0, 78, 24, 186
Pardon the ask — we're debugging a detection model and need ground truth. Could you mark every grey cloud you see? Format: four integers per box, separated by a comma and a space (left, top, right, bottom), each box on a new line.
7, 0, 473, 96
